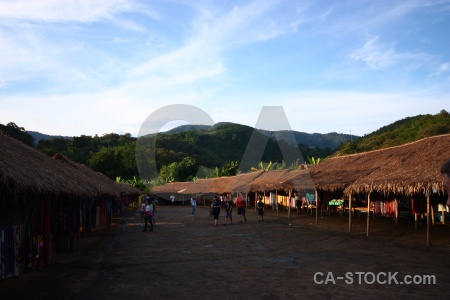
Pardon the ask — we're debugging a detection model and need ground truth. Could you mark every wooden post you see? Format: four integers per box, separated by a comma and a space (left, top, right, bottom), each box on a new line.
263, 191, 266, 207
245, 192, 248, 208
427, 192, 430, 247
276, 190, 279, 215
366, 193, 371, 237
414, 213, 418, 229
431, 205, 435, 226
348, 194, 352, 233
288, 189, 292, 225
315, 189, 319, 226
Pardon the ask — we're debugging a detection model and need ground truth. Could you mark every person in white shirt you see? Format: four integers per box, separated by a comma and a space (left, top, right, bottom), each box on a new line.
143, 199, 154, 232
170, 194, 175, 207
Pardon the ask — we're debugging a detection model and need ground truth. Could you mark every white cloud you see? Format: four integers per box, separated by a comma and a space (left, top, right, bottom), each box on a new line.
350, 36, 432, 70
0, 0, 143, 22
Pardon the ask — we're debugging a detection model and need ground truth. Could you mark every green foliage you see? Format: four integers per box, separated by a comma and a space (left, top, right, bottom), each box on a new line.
215, 161, 239, 177
251, 161, 276, 171
335, 109, 450, 155
159, 156, 198, 182
26, 122, 338, 182
116, 176, 147, 191
0, 122, 35, 146
307, 156, 321, 165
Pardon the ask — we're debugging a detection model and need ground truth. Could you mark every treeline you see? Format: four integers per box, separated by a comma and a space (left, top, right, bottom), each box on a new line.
0, 122, 335, 185
3, 110, 448, 186
336, 109, 450, 155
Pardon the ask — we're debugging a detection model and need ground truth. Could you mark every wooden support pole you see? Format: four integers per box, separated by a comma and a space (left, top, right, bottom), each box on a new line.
276, 190, 279, 215
348, 194, 352, 233
315, 189, 319, 226
366, 193, 371, 237
288, 189, 292, 225
415, 213, 418, 229
427, 192, 431, 247
431, 205, 435, 226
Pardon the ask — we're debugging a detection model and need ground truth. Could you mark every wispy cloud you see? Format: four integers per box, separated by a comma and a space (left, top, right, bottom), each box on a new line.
0, 0, 143, 22
350, 36, 432, 70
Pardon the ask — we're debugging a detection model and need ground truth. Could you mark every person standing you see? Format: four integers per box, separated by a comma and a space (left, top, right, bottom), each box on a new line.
190, 197, 197, 216
441, 159, 450, 206
143, 199, 154, 232
138, 197, 146, 226
294, 193, 300, 214
211, 196, 221, 226
224, 196, 233, 225
170, 194, 175, 207
257, 197, 264, 222
237, 193, 247, 223
151, 197, 157, 227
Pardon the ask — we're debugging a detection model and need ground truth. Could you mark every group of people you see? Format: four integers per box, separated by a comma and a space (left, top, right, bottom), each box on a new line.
135, 160, 450, 230
294, 193, 311, 213
210, 193, 265, 226
139, 196, 157, 232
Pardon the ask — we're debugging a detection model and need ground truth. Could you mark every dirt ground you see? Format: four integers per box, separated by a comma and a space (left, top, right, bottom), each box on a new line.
1, 204, 450, 299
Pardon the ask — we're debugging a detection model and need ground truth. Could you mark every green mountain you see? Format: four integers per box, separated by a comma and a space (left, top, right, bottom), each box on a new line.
336, 109, 450, 155
5, 109, 449, 183
166, 122, 354, 149
28, 131, 72, 146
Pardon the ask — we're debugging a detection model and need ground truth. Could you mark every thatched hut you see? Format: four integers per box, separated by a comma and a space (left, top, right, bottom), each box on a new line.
0, 132, 136, 278
309, 134, 450, 243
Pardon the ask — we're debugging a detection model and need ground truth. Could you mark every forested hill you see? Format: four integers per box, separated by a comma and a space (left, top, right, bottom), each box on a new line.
3, 110, 449, 182
166, 122, 354, 150
336, 109, 450, 155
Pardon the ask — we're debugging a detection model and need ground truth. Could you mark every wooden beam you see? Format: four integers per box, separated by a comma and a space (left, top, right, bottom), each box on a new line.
427, 192, 431, 247
315, 189, 319, 226
348, 194, 352, 233
366, 193, 371, 237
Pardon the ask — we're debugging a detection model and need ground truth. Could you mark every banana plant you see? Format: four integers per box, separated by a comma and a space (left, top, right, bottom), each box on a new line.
251, 161, 277, 171
307, 156, 321, 165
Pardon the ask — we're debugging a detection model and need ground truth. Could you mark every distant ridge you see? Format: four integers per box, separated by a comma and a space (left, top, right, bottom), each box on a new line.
165, 122, 357, 150
29, 131, 72, 145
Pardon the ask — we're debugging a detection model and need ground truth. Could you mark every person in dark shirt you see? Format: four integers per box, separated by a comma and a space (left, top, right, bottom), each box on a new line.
211, 196, 221, 226
257, 197, 264, 222
224, 196, 233, 225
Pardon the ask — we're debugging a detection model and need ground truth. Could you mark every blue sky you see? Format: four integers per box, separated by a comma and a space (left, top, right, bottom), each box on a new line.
1, 0, 449, 137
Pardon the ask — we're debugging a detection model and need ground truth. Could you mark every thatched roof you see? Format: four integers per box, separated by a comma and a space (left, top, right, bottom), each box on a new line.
152, 181, 194, 194
276, 167, 315, 192
52, 153, 125, 197
115, 181, 142, 196
0, 132, 101, 196
237, 169, 291, 192
150, 134, 450, 198
53, 153, 144, 197
310, 134, 450, 196
151, 171, 265, 196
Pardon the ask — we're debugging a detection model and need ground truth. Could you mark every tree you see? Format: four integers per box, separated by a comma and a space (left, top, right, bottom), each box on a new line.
159, 157, 198, 182
215, 161, 239, 177
0, 122, 35, 146
307, 156, 321, 165
251, 161, 276, 172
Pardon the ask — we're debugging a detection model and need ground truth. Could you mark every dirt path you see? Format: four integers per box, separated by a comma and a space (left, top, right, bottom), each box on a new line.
1, 205, 450, 299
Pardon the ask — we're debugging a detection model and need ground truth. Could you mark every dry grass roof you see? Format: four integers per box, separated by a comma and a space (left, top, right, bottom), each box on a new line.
310, 134, 450, 196
0, 132, 131, 197
151, 134, 450, 197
